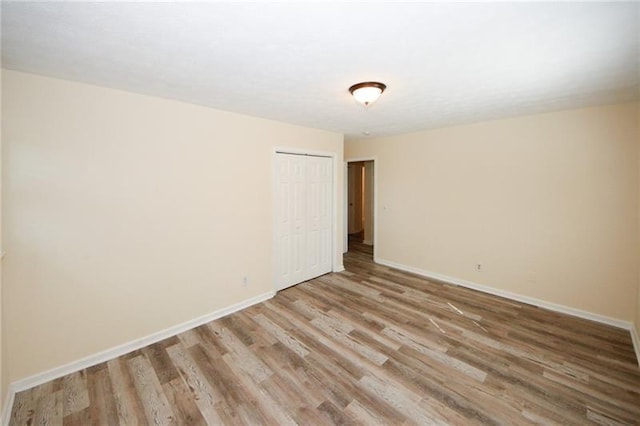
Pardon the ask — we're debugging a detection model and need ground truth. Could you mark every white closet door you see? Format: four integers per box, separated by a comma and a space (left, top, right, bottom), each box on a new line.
305, 155, 332, 280
276, 154, 306, 290
275, 153, 332, 291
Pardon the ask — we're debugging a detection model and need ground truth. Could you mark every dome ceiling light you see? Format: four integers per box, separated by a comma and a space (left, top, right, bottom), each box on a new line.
349, 81, 387, 107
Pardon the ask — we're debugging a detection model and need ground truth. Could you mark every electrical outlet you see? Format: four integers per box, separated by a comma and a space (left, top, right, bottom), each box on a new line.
476, 263, 482, 272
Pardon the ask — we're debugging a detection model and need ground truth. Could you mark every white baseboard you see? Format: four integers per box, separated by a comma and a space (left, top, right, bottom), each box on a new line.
1, 384, 16, 426
631, 323, 640, 367
8, 290, 275, 397
375, 257, 632, 330
363, 240, 373, 246
333, 264, 345, 273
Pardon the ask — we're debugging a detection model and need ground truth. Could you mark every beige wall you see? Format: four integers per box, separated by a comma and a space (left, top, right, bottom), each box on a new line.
348, 162, 364, 234
0, 64, 4, 411
637, 102, 640, 335
1, 70, 343, 383
346, 103, 638, 321
364, 161, 374, 245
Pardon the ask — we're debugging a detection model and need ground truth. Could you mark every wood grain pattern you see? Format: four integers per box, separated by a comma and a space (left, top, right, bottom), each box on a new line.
9, 240, 640, 425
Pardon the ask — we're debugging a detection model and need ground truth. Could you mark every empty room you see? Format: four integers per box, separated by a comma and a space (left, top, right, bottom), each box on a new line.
1, 2, 639, 425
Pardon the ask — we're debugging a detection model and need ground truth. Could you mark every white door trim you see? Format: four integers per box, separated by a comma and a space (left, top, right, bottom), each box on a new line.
344, 157, 377, 260
272, 147, 340, 293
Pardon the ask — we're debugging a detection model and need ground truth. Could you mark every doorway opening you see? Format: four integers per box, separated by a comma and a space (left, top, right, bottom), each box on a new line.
345, 159, 375, 259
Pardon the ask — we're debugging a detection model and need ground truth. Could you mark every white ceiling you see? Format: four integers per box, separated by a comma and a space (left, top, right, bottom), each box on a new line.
2, 2, 638, 139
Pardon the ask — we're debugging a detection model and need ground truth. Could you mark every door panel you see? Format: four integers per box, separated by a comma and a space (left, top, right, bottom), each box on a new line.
276, 153, 332, 291
310, 156, 332, 279
276, 154, 305, 289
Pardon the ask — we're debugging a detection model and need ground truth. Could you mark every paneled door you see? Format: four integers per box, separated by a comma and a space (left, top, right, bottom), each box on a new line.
275, 153, 332, 291
305, 155, 332, 281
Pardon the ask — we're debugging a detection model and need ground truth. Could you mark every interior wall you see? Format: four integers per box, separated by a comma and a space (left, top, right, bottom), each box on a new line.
347, 162, 364, 234
1, 70, 343, 383
0, 63, 4, 411
346, 103, 638, 321
637, 102, 640, 336
363, 161, 374, 245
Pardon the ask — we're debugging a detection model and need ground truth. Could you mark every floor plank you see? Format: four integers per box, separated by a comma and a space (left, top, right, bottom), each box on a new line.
9, 240, 640, 425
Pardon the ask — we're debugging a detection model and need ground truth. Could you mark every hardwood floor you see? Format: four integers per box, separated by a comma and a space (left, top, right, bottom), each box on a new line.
9, 241, 640, 425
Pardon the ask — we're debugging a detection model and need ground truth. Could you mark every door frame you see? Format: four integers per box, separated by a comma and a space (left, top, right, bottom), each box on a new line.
272, 147, 341, 292
344, 157, 377, 260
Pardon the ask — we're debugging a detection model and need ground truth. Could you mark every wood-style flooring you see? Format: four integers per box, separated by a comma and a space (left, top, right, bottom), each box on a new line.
9, 241, 640, 425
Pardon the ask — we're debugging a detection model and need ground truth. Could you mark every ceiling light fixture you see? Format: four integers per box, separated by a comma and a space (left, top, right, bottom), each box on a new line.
349, 81, 386, 107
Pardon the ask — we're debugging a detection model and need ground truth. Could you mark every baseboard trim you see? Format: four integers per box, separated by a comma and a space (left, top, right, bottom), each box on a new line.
363, 240, 373, 246
631, 323, 640, 367
375, 257, 632, 330
1, 385, 16, 426
333, 264, 345, 273
9, 290, 275, 397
